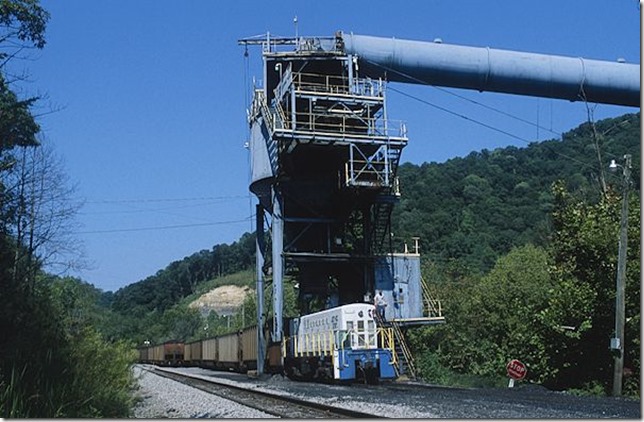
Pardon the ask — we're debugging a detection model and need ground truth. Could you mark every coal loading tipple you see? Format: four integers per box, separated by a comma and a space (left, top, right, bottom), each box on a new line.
239, 30, 639, 382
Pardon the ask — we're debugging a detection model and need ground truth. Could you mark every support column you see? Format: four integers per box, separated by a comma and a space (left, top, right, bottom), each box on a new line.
271, 188, 284, 344
347, 55, 355, 94
255, 204, 265, 375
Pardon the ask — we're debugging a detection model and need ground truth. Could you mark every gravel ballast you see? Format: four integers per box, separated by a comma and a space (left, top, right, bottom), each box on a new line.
131, 365, 641, 419
131, 366, 276, 418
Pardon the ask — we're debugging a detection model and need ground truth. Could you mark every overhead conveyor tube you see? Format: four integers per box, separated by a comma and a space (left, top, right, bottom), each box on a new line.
341, 32, 640, 107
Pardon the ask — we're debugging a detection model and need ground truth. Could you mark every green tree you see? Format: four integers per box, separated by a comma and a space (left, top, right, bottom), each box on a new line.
0, 0, 48, 52
0, 2, 138, 417
410, 244, 596, 388
550, 181, 640, 394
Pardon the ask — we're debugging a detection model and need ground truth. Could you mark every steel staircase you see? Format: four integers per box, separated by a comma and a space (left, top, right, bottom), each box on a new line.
386, 146, 402, 180
391, 320, 417, 380
369, 144, 403, 253
375, 313, 417, 380
372, 198, 395, 253
275, 101, 289, 130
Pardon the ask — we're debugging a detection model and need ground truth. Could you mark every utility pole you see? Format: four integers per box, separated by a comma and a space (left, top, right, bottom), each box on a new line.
609, 154, 631, 397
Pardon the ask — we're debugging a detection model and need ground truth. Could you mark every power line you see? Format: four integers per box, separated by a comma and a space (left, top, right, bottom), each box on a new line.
389, 85, 533, 144
76, 217, 252, 234
369, 57, 610, 173
434, 85, 562, 137
391, 85, 601, 172
80, 199, 246, 215
85, 195, 248, 204
364, 58, 563, 137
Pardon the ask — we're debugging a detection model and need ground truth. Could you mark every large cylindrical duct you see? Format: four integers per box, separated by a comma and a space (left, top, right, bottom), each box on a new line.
341, 32, 639, 107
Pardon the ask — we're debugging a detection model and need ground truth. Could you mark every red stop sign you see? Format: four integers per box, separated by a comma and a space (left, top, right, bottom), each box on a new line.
506, 359, 527, 380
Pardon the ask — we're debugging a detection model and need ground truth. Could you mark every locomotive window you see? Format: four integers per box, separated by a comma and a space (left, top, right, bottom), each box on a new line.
367, 320, 376, 347
342, 331, 351, 348
345, 321, 354, 348
357, 320, 366, 347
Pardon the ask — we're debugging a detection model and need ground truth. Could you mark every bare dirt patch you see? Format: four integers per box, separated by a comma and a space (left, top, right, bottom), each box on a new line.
188, 285, 252, 317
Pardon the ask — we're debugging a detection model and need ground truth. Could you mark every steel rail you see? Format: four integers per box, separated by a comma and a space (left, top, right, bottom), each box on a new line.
146, 366, 386, 419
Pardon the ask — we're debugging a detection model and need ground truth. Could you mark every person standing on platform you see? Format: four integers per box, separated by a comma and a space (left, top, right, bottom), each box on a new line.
374, 290, 387, 322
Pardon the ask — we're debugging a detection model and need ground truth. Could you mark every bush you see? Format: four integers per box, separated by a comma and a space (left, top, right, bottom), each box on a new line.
565, 381, 607, 397
62, 329, 137, 417
1, 276, 138, 418
416, 350, 505, 389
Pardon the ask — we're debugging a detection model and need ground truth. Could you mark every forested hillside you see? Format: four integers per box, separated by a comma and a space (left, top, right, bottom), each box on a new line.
393, 112, 640, 273
111, 232, 256, 315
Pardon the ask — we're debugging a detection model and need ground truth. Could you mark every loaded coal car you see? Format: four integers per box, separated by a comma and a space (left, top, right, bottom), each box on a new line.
194, 324, 268, 372
139, 340, 185, 366
137, 345, 150, 364
283, 303, 396, 383
240, 325, 261, 372
184, 340, 202, 366
200, 336, 217, 369
215, 331, 241, 371
163, 340, 185, 366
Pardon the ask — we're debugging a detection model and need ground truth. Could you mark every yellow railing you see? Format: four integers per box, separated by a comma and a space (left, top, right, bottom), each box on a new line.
284, 327, 397, 364
390, 320, 416, 378
380, 327, 398, 366
345, 159, 389, 186
292, 331, 334, 357
420, 276, 443, 318
275, 101, 289, 129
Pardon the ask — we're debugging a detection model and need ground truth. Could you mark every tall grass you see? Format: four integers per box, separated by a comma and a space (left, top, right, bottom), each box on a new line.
1, 355, 68, 418
1, 334, 137, 418
1, 365, 28, 418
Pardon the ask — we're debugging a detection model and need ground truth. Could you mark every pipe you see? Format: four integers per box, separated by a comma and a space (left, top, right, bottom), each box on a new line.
341, 32, 639, 107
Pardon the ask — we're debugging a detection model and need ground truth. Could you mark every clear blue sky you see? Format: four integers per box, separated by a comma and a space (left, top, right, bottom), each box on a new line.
23, 0, 640, 292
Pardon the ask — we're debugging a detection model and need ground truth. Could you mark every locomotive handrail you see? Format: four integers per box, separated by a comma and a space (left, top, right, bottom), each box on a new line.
381, 327, 397, 366
288, 327, 396, 358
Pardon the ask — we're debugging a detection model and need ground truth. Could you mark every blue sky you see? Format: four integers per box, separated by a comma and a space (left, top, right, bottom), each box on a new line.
21, 0, 640, 292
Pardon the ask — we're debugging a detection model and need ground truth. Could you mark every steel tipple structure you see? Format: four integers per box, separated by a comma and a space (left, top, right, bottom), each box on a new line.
239, 31, 639, 378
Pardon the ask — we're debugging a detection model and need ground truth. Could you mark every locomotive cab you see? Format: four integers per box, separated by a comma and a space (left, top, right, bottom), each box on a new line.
284, 303, 396, 383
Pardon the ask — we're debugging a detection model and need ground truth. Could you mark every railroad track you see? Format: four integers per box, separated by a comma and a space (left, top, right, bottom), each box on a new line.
146, 367, 385, 419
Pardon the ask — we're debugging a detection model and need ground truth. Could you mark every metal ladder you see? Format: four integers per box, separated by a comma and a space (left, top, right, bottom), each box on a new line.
391, 320, 417, 380
375, 313, 417, 380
